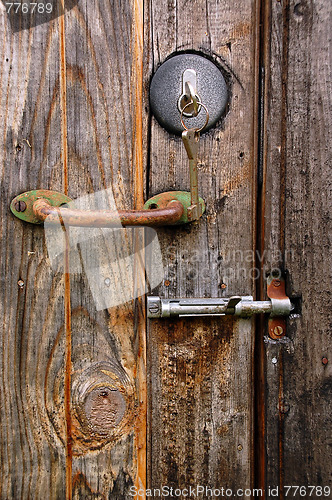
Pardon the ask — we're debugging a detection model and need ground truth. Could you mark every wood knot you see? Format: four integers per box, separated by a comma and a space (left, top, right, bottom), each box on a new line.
71, 361, 136, 453
83, 385, 126, 436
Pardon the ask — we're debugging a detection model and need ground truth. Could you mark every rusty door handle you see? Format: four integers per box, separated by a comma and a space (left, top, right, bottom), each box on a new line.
32, 197, 183, 227
11, 190, 205, 227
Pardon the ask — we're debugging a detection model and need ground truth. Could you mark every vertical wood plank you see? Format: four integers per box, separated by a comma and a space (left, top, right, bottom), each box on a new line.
261, 0, 332, 493
0, 0, 147, 497
62, 0, 146, 497
146, 0, 259, 492
0, 7, 68, 498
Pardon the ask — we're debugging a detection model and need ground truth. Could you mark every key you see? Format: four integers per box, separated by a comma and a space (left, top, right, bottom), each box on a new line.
182, 128, 202, 220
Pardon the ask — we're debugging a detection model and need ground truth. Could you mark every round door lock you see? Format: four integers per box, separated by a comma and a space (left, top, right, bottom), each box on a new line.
150, 53, 228, 135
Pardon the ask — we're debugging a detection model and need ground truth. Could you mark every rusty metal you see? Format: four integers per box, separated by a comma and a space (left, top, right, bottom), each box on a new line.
143, 191, 205, 224
11, 190, 205, 227
267, 276, 290, 339
182, 129, 202, 220
14, 200, 27, 212
147, 295, 292, 319
32, 198, 184, 227
10, 190, 72, 224
322, 357, 328, 366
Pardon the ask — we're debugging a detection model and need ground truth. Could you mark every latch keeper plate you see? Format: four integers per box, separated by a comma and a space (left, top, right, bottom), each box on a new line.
267, 276, 290, 339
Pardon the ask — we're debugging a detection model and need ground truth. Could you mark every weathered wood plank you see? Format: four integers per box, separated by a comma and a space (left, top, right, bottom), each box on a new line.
3, 0, 330, 497
0, 1, 146, 498
57, 0, 146, 497
261, 0, 332, 494
0, 9, 67, 499
146, 0, 259, 492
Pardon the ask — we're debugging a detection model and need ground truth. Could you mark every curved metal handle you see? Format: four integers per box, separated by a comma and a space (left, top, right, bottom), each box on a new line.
33, 198, 183, 227
11, 190, 205, 227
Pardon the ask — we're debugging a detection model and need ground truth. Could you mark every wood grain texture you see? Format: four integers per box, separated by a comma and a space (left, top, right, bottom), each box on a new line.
261, 0, 332, 494
0, 1, 146, 498
2, 0, 330, 498
146, 0, 258, 492
0, 10, 66, 499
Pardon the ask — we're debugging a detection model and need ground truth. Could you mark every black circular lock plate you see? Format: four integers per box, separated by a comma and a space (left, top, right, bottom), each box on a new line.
150, 54, 228, 135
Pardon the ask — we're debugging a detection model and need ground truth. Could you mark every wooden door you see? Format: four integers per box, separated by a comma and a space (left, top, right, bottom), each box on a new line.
0, 1, 330, 499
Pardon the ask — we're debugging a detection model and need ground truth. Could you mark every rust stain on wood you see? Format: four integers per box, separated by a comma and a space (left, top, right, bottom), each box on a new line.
218, 20, 251, 54
132, 0, 146, 497
59, 2, 69, 196
133, 0, 144, 211
229, 21, 251, 43
221, 161, 251, 197
59, 1, 72, 498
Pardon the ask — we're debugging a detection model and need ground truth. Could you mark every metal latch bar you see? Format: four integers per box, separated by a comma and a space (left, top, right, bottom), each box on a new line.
147, 277, 292, 339
147, 295, 292, 319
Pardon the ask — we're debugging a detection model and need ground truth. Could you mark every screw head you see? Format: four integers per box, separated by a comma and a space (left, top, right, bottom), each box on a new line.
237, 444, 243, 451
279, 401, 290, 414
322, 357, 328, 366
273, 325, 284, 336
149, 304, 160, 314
14, 200, 27, 212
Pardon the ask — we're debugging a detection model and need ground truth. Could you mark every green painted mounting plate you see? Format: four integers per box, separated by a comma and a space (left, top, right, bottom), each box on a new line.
10, 190, 73, 224
143, 191, 205, 224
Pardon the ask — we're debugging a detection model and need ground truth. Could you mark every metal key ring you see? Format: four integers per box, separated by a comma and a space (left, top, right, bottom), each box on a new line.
181, 101, 209, 132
